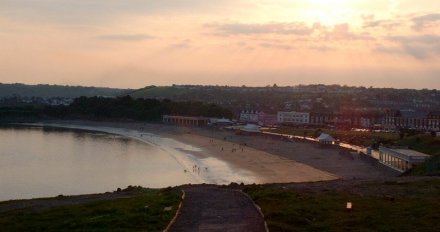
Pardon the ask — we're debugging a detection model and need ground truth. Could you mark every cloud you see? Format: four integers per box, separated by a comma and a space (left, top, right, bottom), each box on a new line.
363, 19, 402, 30
206, 22, 314, 36
168, 39, 192, 49
309, 45, 334, 52
412, 13, 440, 30
324, 23, 374, 41
259, 42, 293, 50
0, 0, 239, 25
96, 34, 156, 41
378, 35, 440, 59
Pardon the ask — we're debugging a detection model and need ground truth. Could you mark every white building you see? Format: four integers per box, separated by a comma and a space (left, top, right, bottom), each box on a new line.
277, 111, 310, 124
379, 147, 430, 172
317, 133, 335, 145
240, 110, 259, 123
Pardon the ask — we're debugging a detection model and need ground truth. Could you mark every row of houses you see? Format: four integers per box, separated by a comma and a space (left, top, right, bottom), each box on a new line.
240, 109, 440, 131
384, 110, 440, 131
240, 110, 377, 128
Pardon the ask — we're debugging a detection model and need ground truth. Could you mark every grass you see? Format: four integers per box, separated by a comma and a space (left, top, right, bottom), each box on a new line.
0, 187, 181, 232
245, 180, 440, 232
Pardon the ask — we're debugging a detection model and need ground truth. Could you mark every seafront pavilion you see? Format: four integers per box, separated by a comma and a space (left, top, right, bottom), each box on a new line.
163, 115, 209, 126
379, 147, 430, 172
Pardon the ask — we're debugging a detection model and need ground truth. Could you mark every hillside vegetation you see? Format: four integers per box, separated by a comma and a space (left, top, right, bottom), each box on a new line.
0, 83, 129, 98
0, 96, 234, 122
0, 187, 181, 232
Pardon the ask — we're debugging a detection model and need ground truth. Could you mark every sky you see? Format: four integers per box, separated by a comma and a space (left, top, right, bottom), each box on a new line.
0, 0, 439, 89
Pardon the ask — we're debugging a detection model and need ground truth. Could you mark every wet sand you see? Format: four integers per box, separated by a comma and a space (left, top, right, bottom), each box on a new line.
21, 121, 340, 184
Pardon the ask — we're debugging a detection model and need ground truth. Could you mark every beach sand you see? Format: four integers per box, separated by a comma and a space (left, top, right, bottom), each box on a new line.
21, 121, 359, 184
174, 132, 337, 183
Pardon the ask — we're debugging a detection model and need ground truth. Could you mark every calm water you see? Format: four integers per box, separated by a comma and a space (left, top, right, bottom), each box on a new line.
0, 126, 255, 201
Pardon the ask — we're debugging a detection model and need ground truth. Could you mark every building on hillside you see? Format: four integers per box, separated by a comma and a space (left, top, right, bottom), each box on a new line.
383, 110, 440, 131
428, 111, 440, 131
379, 147, 430, 172
257, 112, 278, 126
277, 111, 310, 124
163, 115, 209, 126
239, 110, 259, 123
309, 112, 334, 125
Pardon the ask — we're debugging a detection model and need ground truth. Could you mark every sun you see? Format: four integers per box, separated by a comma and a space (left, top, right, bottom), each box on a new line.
308, 0, 354, 6
301, 0, 360, 25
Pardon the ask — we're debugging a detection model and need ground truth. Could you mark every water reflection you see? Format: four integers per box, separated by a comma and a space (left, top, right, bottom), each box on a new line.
0, 126, 256, 201
0, 127, 196, 201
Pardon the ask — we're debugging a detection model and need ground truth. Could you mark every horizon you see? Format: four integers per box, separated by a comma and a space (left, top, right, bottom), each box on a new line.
1, 81, 440, 91
1, 1, 439, 89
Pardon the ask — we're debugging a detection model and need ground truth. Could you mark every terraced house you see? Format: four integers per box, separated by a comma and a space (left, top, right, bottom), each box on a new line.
384, 110, 440, 131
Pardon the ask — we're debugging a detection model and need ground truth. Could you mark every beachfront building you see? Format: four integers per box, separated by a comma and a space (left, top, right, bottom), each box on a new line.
163, 115, 209, 126
239, 124, 261, 133
309, 112, 334, 125
379, 146, 430, 172
210, 118, 234, 126
317, 133, 335, 145
277, 111, 310, 124
239, 110, 259, 123
257, 112, 278, 126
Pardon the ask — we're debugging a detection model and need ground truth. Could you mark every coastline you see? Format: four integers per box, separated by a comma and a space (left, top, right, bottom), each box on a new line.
18, 120, 338, 184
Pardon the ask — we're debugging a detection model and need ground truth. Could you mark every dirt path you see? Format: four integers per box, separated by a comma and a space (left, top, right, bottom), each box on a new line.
169, 186, 267, 232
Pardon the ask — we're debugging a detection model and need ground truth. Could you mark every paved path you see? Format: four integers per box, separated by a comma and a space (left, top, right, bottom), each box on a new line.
169, 186, 267, 232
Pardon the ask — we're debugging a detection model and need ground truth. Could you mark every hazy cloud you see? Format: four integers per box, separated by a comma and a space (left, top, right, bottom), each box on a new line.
363, 19, 402, 30
412, 13, 440, 30
206, 22, 314, 36
259, 42, 293, 50
168, 39, 192, 49
324, 23, 374, 41
380, 35, 440, 59
0, 0, 239, 24
96, 34, 156, 41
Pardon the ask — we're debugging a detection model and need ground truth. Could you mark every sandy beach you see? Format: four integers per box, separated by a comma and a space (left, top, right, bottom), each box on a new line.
172, 131, 337, 183
22, 121, 339, 184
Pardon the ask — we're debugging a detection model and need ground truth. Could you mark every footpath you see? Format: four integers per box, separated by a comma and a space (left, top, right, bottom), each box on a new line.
169, 185, 267, 232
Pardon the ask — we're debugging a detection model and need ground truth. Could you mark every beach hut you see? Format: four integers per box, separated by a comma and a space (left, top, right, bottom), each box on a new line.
317, 133, 335, 145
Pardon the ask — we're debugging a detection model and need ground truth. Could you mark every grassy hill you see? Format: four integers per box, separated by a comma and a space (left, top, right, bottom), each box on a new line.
0, 83, 130, 98
245, 179, 440, 232
128, 85, 192, 99
0, 187, 181, 232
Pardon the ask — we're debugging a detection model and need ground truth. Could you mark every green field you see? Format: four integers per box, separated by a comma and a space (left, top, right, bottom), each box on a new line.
245, 180, 440, 232
0, 187, 181, 232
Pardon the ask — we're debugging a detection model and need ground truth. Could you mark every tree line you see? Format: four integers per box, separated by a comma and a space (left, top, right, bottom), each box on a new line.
0, 96, 234, 122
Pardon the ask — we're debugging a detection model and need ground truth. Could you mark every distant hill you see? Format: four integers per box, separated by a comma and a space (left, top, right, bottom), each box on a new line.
128, 85, 440, 115
0, 83, 130, 98
128, 85, 192, 99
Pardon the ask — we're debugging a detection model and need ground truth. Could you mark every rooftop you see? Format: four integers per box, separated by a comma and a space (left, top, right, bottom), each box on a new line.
392, 149, 431, 158
380, 147, 430, 158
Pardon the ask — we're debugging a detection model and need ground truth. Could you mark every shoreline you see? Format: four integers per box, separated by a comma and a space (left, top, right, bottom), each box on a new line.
17, 120, 339, 184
